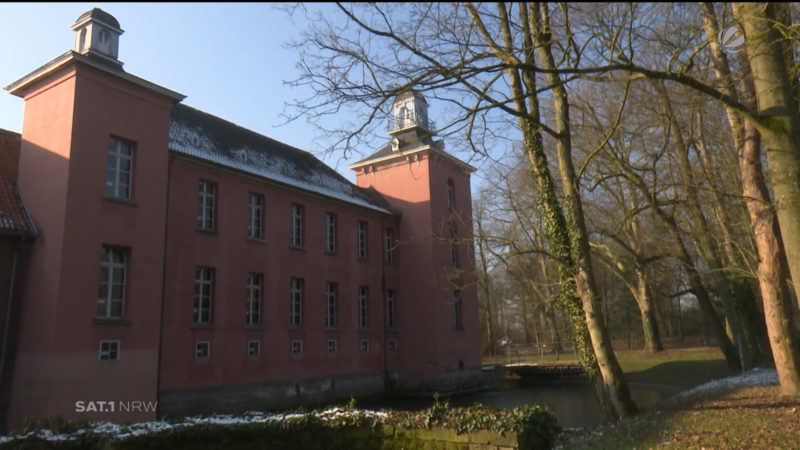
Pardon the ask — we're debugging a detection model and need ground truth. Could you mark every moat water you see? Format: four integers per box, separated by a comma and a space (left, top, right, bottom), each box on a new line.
359, 377, 677, 428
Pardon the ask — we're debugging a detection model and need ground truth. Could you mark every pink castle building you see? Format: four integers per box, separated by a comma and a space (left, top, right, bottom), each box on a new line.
0, 8, 480, 427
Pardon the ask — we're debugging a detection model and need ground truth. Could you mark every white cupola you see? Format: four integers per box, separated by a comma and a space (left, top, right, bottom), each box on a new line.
389, 90, 432, 133
71, 8, 124, 66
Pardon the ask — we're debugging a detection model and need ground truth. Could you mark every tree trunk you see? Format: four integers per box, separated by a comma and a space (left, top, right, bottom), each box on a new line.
635, 266, 664, 352
737, 3, 800, 309
701, 2, 800, 395
530, 3, 636, 418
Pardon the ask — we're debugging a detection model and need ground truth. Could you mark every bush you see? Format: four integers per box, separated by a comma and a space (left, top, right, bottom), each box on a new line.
1, 400, 559, 450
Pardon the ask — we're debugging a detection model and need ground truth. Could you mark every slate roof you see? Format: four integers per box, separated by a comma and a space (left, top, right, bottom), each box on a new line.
0, 129, 36, 237
168, 104, 395, 214
350, 138, 476, 173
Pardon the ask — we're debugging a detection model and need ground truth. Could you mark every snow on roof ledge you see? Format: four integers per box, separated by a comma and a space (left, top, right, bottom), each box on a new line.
167, 105, 392, 214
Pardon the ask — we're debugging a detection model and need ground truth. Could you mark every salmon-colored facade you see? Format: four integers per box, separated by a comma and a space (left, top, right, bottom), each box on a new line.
0, 8, 480, 427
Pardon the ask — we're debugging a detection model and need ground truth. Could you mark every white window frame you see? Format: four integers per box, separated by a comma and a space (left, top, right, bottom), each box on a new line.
197, 181, 216, 231
248, 193, 263, 240
195, 341, 210, 360
324, 213, 336, 253
357, 221, 367, 259
291, 339, 303, 355
99, 340, 120, 361
327, 339, 338, 354
325, 282, 337, 329
246, 273, 262, 326
247, 340, 260, 356
194, 267, 213, 325
105, 137, 133, 199
98, 246, 126, 319
291, 204, 304, 247
358, 286, 369, 330
360, 339, 369, 353
290, 278, 303, 328
386, 289, 396, 330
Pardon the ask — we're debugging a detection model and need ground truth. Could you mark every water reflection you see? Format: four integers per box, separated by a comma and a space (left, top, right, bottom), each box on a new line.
361, 377, 677, 429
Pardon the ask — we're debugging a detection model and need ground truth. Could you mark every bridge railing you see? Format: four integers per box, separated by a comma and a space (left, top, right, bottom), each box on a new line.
491, 341, 579, 365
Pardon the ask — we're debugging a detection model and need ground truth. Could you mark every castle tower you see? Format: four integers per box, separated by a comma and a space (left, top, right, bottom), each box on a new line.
4, 9, 183, 425
349, 91, 481, 387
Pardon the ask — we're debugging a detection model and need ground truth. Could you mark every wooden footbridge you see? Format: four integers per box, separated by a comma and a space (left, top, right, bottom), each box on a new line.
501, 361, 584, 378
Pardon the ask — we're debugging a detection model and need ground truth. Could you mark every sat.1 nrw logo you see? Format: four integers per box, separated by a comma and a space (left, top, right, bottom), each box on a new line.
718, 26, 745, 54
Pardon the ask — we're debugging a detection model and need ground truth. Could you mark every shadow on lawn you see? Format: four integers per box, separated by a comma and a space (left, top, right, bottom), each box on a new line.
625, 359, 733, 391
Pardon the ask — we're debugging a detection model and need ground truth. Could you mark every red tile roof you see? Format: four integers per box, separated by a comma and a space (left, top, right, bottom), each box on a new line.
0, 129, 35, 237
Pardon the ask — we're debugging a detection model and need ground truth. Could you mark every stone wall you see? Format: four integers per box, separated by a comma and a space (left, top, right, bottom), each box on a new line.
159, 371, 388, 417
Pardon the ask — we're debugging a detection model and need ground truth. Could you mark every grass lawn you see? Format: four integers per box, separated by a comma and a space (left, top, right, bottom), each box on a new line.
551, 347, 800, 449
556, 385, 800, 449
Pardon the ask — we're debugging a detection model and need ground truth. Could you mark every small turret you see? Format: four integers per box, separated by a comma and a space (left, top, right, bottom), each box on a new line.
71, 8, 124, 67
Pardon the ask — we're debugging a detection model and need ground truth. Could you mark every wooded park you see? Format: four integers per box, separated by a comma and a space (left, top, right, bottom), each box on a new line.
283, 2, 800, 423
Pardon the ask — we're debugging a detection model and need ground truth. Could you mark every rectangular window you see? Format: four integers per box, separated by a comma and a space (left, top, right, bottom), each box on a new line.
325, 282, 337, 329
194, 267, 214, 325
447, 179, 455, 210
358, 286, 369, 329
454, 289, 463, 329
291, 339, 303, 355
246, 273, 262, 326
327, 339, 338, 354
360, 339, 369, 353
248, 193, 263, 240
105, 138, 133, 199
97, 246, 126, 319
290, 278, 304, 328
357, 221, 367, 259
386, 289, 396, 330
384, 228, 394, 264
195, 341, 210, 360
451, 240, 458, 266
291, 204, 304, 247
99, 340, 120, 361
324, 213, 336, 254
197, 181, 216, 231
389, 339, 397, 352
248, 340, 260, 356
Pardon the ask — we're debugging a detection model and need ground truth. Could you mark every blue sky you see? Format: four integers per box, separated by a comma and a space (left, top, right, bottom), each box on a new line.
0, 3, 397, 177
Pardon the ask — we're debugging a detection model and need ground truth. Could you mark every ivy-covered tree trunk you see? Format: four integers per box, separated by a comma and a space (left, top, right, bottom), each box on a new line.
529, 3, 636, 418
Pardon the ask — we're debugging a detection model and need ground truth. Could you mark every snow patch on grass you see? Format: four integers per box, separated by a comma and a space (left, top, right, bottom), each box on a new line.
0, 407, 390, 444
673, 367, 778, 400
